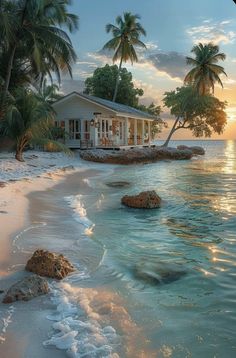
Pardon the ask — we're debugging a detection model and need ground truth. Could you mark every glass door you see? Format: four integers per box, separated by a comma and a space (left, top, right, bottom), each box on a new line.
69, 119, 81, 140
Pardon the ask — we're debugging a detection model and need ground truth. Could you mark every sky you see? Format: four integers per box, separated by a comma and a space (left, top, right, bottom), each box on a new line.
62, 0, 236, 140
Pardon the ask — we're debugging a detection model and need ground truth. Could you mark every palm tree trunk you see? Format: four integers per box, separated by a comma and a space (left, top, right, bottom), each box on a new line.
15, 148, 24, 162
3, 45, 17, 97
162, 117, 179, 147
15, 139, 25, 162
1, 0, 28, 118
112, 57, 123, 102
0, 45, 17, 119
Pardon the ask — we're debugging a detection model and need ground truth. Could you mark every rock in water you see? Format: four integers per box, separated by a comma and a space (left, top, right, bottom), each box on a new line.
177, 145, 205, 155
25, 249, 74, 279
121, 190, 161, 209
106, 181, 131, 188
2, 275, 49, 303
80, 147, 193, 164
133, 262, 187, 286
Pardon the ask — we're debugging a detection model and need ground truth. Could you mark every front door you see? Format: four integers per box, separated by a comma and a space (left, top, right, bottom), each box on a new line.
69, 119, 81, 140
113, 120, 124, 145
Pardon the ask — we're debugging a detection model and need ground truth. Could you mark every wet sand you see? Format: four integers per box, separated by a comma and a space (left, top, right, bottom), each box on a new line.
0, 168, 97, 358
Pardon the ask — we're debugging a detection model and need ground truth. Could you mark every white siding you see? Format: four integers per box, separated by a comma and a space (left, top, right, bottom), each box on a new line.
53, 96, 114, 120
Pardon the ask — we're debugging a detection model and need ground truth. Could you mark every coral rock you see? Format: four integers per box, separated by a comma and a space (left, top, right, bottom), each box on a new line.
2, 275, 49, 303
25, 249, 74, 280
80, 147, 193, 165
177, 145, 205, 155
121, 190, 161, 209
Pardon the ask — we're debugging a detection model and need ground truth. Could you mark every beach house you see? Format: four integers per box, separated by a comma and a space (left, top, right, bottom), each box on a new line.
52, 92, 156, 149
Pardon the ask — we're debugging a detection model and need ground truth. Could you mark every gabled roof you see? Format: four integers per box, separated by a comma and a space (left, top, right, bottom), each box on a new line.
53, 91, 156, 120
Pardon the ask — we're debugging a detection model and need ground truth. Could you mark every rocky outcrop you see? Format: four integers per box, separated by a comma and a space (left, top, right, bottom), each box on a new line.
80, 146, 193, 165
25, 250, 74, 280
177, 145, 205, 155
121, 190, 161, 209
2, 275, 49, 303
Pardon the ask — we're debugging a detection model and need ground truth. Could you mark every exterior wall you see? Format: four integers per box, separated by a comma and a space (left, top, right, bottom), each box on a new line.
53, 95, 154, 148
53, 96, 115, 148
54, 96, 114, 120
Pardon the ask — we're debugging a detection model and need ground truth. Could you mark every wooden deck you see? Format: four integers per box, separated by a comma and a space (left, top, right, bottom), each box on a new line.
68, 139, 153, 150
95, 144, 152, 150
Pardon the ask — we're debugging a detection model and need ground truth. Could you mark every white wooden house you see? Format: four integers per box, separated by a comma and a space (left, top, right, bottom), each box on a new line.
52, 92, 156, 149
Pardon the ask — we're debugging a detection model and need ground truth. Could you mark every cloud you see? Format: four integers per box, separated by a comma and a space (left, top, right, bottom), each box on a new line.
88, 47, 186, 82
147, 52, 187, 80
60, 79, 85, 94
187, 19, 236, 45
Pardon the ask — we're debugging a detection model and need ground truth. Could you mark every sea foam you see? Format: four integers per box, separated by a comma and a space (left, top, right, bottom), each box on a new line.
43, 282, 120, 357
64, 195, 95, 236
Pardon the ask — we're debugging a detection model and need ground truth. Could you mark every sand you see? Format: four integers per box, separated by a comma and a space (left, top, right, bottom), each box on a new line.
0, 151, 93, 358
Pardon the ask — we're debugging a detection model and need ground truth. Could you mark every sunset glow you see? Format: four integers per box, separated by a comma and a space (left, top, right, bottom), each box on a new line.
63, 0, 236, 140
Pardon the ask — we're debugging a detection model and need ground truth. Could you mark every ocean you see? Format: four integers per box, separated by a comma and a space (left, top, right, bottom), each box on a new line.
5, 140, 236, 357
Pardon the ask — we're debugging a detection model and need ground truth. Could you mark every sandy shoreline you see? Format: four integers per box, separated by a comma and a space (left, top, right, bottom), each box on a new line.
0, 151, 99, 357
0, 167, 81, 275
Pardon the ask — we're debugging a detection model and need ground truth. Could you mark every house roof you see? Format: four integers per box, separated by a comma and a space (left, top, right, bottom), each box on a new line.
53, 91, 156, 120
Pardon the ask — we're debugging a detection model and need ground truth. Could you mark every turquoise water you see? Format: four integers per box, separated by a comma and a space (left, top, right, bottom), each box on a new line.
18, 140, 236, 357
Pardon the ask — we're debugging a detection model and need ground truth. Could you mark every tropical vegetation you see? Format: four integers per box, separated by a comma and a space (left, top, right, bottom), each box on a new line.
162, 43, 227, 146
184, 43, 227, 95
0, 0, 78, 160
0, 88, 65, 161
103, 12, 146, 102
162, 85, 227, 146
84, 64, 144, 107
0, 0, 78, 116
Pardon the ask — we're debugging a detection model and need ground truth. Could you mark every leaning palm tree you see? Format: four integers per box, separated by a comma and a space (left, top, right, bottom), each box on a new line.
103, 12, 146, 102
0, 88, 68, 161
184, 43, 227, 95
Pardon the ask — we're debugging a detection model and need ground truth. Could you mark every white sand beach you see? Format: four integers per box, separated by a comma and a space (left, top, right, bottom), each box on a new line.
0, 151, 84, 273
0, 151, 90, 357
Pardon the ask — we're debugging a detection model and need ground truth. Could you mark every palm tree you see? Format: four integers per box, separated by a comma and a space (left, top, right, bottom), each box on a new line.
103, 12, 146, 102
0, 88, 68, 161
184, 43, 227, 95
0, 0, 78, 105
36, 78, 62, 103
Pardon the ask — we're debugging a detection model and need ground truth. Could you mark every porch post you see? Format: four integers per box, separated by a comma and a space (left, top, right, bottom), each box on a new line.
134, 119, 137, 145
64, 119, 69, 146
122, 119, 125, 145
80, 119, 84, 141
124, 117, 129, 145
148, 120, 151, 146
141, 120, 145, 145
99, 117, 103, 134
92, 126, 98, 147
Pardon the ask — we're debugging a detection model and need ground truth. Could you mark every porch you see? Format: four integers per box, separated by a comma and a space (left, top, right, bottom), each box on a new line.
57, 116, 152, 149
90, 116, 152, 148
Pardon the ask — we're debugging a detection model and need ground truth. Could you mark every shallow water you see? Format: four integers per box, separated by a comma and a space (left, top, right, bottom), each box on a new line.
6, 140, 236, 357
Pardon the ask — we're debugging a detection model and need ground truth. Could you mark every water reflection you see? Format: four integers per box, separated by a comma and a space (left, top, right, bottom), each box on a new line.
78, 140, 236, 357
223, 140, 236, 175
